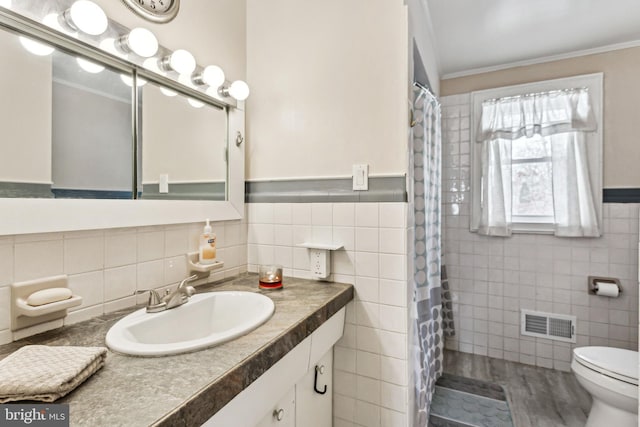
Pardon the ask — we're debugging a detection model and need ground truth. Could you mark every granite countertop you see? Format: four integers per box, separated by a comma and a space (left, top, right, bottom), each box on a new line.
0, 274, 353, 427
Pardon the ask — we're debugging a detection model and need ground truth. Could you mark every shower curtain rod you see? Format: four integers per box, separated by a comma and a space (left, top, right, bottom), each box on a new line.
413, 81, 440, 106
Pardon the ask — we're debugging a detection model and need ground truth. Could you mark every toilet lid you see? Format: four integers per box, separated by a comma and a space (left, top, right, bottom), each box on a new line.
573, 346, 638, 385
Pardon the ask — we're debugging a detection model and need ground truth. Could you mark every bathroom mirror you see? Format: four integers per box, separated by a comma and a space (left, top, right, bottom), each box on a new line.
0, 27, 134, 199
140, 81, 227, 201
0, 6, 245, 234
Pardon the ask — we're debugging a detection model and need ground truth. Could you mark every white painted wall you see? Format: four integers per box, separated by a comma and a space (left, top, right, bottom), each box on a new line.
246, 0, 409, 180
0, 31, 52, 184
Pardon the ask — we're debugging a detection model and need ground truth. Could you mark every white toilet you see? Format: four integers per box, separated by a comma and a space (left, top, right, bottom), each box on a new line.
571, 346, 638, 427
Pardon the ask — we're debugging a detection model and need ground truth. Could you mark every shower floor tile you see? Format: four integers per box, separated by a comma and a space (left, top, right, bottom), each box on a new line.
429, 374, 515, 427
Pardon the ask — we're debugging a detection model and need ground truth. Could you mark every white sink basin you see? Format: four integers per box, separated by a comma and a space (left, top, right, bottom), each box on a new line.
105, 291, 275, 356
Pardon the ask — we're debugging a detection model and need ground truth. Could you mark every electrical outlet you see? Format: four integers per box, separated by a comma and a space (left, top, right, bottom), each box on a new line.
310, 249, 330, 279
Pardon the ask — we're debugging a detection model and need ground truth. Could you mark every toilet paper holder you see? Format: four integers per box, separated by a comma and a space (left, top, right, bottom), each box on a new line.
587, 276, 622, 295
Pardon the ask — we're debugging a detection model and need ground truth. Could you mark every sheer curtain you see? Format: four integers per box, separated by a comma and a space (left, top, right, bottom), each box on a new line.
477, 88, 600, 237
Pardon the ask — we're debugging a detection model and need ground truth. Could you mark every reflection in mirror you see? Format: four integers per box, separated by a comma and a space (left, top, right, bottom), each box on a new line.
0, 27, 133, 199
140, 81, 227, 201
52, 52, 133, 199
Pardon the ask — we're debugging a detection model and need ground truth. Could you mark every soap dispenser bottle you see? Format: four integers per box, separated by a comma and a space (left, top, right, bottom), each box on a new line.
199, 219, 216, 265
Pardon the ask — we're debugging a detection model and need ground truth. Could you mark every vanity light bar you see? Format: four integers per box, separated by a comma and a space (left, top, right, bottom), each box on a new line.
5, 0, 249, 103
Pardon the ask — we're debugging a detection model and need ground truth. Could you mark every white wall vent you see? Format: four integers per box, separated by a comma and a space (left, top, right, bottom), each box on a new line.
520, 309, 576, 343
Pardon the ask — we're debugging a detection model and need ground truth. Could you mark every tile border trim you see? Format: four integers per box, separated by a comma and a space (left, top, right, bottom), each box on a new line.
603, 188, 640, 203
245, 176, 407, 203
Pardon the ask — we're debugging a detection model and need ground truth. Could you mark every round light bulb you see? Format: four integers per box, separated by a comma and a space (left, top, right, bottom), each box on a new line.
76, 57, 104, 73
120, 74, 147, 87
126, 28, 158, 58
68, 0, 108, 36
168, 49, 196, 75
42, 13, 73, 35
159, 87, 177, 97
201, 65, 225, 88
178, 74, 196, 88
187, 98, 204, 108
0, 0, 11, 8
99, 38, 124, 57
228, 80, 250, 101
142, 57, 163, 74
205, 86, 220, 98
19, 36, 55, 56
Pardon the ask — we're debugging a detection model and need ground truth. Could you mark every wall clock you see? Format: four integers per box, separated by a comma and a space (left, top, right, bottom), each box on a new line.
122, 0, 180, 24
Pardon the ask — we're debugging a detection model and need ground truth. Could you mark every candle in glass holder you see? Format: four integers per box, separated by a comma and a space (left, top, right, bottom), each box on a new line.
259, 264, 283, 290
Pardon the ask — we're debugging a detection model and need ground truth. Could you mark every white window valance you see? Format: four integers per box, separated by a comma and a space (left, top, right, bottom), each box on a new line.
477, 87, 597, 142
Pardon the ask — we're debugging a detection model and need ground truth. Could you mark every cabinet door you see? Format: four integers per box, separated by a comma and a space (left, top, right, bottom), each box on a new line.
295, 349, 333, 427
255, 387, 295, 427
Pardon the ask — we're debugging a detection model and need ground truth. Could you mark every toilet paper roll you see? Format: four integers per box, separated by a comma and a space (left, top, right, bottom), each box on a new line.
594, 282, 619, 297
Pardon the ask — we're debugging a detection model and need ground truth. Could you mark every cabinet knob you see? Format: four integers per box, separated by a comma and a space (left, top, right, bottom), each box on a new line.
273, 408, 284, 421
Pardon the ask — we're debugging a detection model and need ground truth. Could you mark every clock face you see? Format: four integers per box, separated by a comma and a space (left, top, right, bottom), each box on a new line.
122, 0, 180, 23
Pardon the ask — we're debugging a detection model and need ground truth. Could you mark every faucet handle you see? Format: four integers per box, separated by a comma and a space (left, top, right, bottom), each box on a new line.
184, 286, 196, 297
135, 289, 165, 311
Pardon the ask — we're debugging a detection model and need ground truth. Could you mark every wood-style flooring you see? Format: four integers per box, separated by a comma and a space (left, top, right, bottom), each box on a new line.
443, 350, 592, 427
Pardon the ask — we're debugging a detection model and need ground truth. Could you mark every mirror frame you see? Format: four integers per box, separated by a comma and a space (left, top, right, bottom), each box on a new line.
0, 7, 245, 235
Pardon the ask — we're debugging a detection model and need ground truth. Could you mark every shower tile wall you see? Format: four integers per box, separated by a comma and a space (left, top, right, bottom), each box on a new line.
441, 94, 640, 371
245, 202, 409, 427
0, 219, 248, 343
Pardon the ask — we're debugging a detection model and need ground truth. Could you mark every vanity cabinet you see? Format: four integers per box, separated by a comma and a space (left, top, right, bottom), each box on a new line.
204, 307, 344, 427
294, 350, 332, 427
256, 349, 333, 427
256, 387, 296, 427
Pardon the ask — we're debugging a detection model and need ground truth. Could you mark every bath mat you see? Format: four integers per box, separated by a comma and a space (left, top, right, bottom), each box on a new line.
428, 373, 515, 427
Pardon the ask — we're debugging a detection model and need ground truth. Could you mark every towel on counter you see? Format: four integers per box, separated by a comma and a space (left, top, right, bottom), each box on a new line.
0, 345, 107, 403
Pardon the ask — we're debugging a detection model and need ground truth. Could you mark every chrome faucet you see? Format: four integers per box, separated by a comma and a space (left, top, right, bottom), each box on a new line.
164, 274, 198, 309
136, 274, 198, 313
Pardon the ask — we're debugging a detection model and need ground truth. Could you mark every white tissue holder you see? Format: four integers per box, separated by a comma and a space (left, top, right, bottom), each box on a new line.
187, 251, 224, 279
11, 275, 82, 331
588, 276, 622, 295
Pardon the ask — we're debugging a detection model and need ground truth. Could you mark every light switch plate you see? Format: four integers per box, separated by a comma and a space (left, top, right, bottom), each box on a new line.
159, 174, 169, 193
352, 164, 368, 191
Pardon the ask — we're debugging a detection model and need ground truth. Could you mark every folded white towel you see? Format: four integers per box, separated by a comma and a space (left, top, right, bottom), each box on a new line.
0, 345, 107, 403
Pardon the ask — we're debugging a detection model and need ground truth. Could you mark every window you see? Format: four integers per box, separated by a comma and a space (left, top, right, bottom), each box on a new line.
511, 135, 554, 223
470, 73, 603, 236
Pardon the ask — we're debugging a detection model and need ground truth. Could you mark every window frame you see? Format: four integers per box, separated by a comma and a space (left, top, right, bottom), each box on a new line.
470, 73, 604, 234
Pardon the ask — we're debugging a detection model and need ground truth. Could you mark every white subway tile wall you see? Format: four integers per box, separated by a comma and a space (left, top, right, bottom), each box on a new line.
246, 202, 409, 427
0, 219, 248, 343
441, 94, 640, 371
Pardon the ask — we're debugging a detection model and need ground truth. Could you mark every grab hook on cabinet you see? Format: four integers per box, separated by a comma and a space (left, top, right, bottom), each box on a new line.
314, 364, 327, 395
235, 131, 244, 147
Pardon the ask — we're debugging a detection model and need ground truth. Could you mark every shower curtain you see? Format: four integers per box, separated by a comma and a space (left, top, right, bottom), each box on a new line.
409, 84, 445, 426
